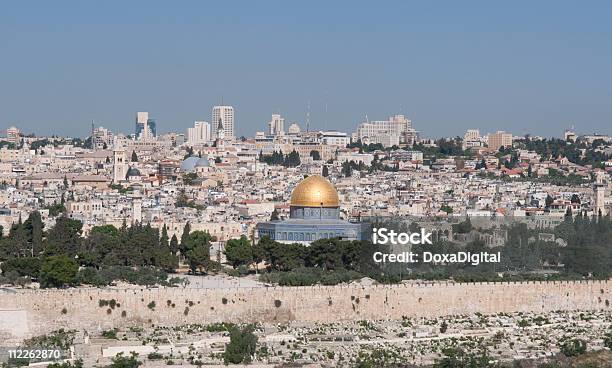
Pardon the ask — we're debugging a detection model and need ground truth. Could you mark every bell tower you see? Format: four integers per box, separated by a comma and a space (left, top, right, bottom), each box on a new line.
113, 145, 128, 183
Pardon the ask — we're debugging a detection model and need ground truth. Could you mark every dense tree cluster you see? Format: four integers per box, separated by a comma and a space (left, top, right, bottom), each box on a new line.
516, 137, 611, 168
0, 215, 212, 288
223, 235, 382, 285
346, 140, 385, 152
412, 138, 465, 158
258, 150, 301, 167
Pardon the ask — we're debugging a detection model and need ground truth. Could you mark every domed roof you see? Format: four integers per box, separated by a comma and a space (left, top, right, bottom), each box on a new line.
195, 157, 210, 167
290, 175, 339, 208
181, 156, 199, 172
126, 166, 141, 178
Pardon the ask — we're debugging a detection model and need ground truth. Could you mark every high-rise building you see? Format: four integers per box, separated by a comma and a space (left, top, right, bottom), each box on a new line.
135, 112, 157, 141
487, 131, 513, 151
187, 121, 211, 146
355, 115, 417, 147
463, 129, 483, 150
6, 126, 20, 145
92, 126, 114, 150
212, 105, 234, 140
268, 114, 285, 136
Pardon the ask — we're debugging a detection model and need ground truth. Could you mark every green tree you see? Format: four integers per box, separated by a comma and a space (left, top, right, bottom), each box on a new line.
108, 352, 142, 368
183, 231, 213, 273
224, 325, 258, 364
186, 244, 210, 273
322, 165, 329, 177
270, 209, 279, 221
283, 150, 301, 167
0, 257, 41, 279
40, 255, 79, 288
604, 331, 612, 349
341, 161, 353, 177
179, 222, 191, 254
169, 234, 179, 255
160, 224, 169, 247
47, 360, 83, 368
44, 216, 83, 256
310, 150, 321, 160
225, 236, 253, 268
560, 339, 587, 357
131, 151, 138, 162
24, 211, 44, 256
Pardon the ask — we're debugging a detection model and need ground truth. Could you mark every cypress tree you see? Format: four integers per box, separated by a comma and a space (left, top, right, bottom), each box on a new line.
160, 224, 169, 247
169, 234, 179, 255
180, 222, 191, 254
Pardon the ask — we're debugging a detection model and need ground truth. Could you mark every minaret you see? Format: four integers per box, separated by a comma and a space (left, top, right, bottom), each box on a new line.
132, 191, 142, 224
113, 144, 128, 183
594, 181, 607, 217
91, 120, 95, 151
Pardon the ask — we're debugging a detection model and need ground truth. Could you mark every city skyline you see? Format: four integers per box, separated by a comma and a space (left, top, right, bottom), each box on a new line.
1, 1, 612, 137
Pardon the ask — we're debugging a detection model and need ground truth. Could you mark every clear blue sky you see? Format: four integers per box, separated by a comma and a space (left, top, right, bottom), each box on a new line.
1, 0, 611, 138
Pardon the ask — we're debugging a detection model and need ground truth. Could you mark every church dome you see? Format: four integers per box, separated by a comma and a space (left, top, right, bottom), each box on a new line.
126, 166, 141, 178
180, 156, 199, 172
290, 175, 339, 208
195, 157, 210, 167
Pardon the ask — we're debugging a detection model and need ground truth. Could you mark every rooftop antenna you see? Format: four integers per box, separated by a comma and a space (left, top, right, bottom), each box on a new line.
91, 120, 95, 151
306, 100, 311, 132
324, 102, 328, 131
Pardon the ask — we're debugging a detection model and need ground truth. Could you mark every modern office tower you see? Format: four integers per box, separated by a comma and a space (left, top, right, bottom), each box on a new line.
112, 145, 128, 183
488, 131, 513, 151
92, 126, 114, 150
135, 112, 157, 140
212, 105, 235, 140
268, 113, 285, 136
355, 114, 416, 147
6, 126, 21, 145
187, 121, 211, 145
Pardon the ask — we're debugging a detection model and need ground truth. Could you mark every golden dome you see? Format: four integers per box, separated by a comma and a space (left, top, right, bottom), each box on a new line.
290, 175, 340, 208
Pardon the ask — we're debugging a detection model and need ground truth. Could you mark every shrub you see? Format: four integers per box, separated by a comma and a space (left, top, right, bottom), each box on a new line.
224, 325, 258, 364
101, 329, 118, 339
39, 256, 78, 288
560, 339, 587, 357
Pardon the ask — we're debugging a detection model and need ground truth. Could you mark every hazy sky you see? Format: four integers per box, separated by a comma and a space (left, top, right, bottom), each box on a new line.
1, 1, 611, 138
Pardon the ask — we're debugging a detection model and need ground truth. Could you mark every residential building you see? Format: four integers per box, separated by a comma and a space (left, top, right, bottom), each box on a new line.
212, 105, 235, 140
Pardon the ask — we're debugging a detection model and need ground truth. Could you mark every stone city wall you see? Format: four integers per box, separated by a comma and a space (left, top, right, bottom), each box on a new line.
0, 280, 610, 342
